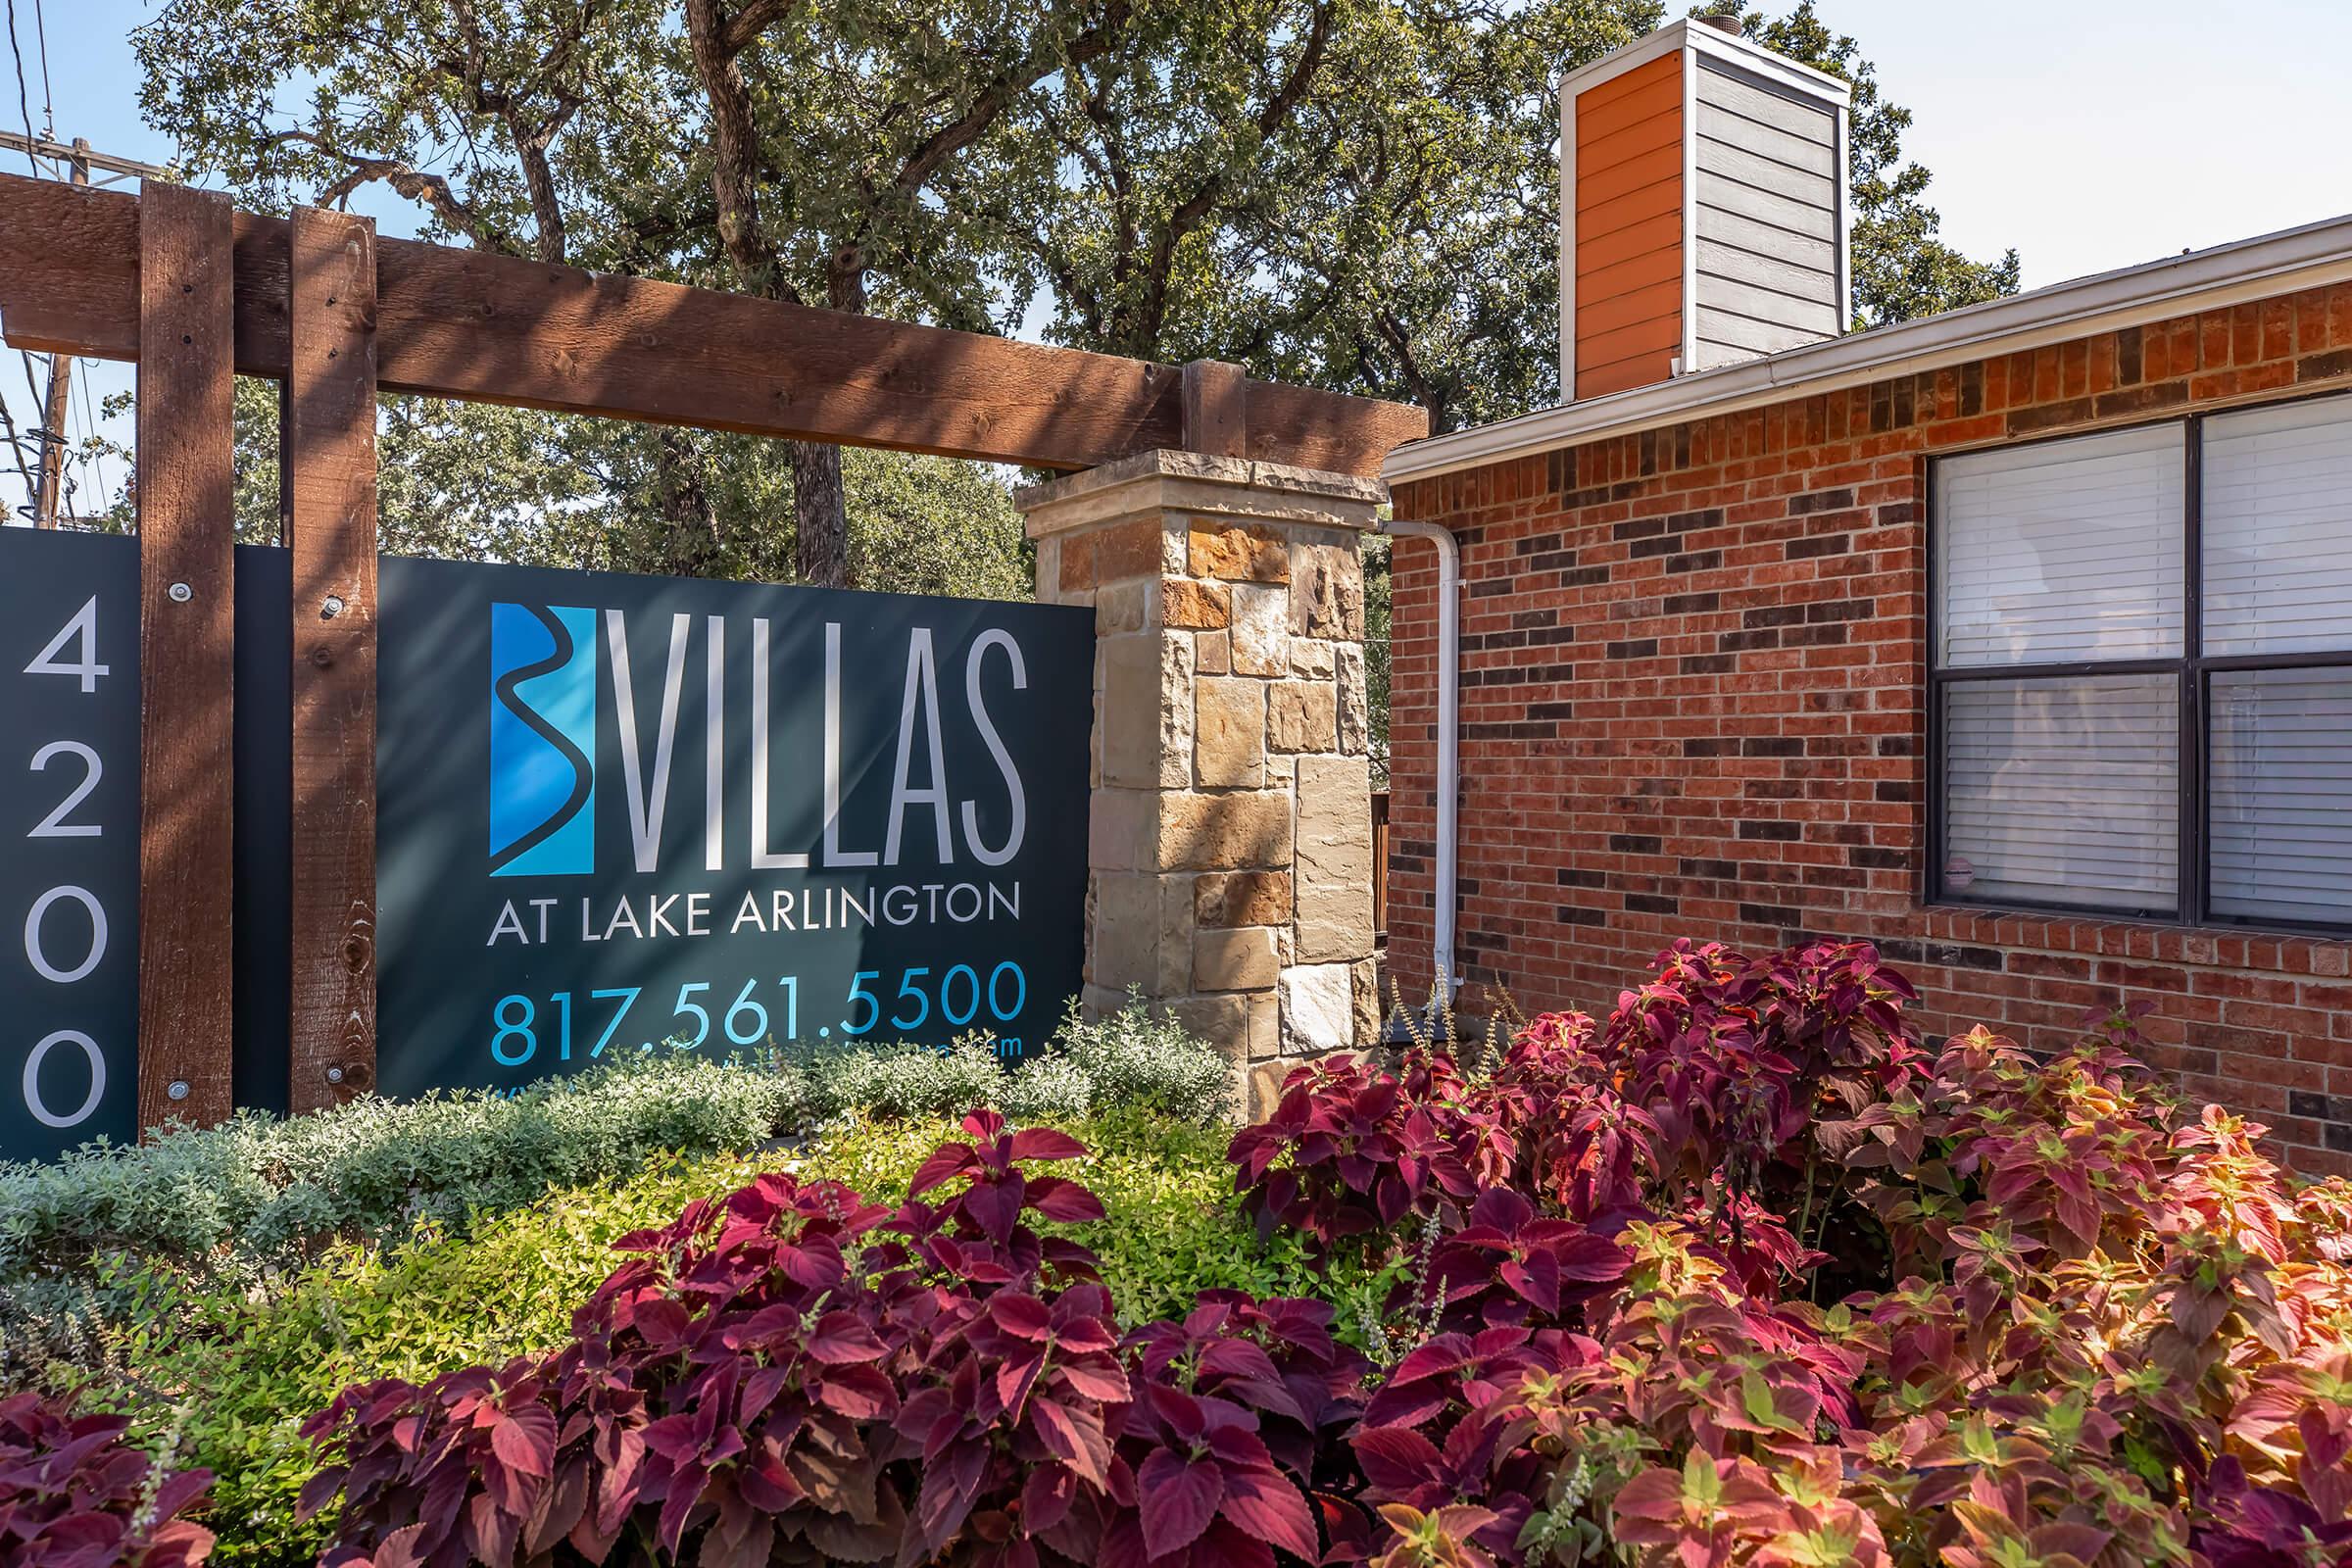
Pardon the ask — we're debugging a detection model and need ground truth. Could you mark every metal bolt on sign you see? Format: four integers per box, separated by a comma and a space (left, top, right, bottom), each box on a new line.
168, 582, 192, 603
320, 595, 346, 619
325, 1065, 345, 1085
167, 1081, 189, 1101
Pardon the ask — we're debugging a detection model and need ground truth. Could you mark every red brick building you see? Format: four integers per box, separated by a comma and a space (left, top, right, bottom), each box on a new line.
1379, 18, 2352, 1174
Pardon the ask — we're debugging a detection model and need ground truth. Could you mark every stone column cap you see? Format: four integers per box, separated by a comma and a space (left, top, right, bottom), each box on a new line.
1018, 449, 1387, 540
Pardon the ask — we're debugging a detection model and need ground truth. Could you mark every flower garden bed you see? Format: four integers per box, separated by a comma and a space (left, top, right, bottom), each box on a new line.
6, 942, 2351, 1568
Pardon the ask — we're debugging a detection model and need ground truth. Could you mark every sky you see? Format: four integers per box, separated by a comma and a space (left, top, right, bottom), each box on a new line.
6, 0, 2352, 522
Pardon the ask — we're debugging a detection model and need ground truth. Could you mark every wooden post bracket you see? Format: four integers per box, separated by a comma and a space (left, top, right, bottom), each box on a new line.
1182, 360, 1249, 459
286, 207, 380, 1111
134, 182, 237, 1135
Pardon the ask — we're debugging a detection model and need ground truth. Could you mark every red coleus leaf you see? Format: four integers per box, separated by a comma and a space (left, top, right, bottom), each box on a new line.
807, 1310, 888, 1365
1218, 1463, 1321, 1562
1058, 1359, 1132, 1404
631, 1297, 693, 1350
1028, 1397, 1112, 1488
908, 1141, 984, 1199
1025, 1175, 1107, 1224
1350, 1424, 1445, 1494
961, 1176, 1027, 1246
1021, 1462, 1079, 1537
1138, 1449, 1225, 1558
989, 1291, 1054, 1343
814, 1365, 898, 1422
1007, 1127, 1090, 1163
998, 1353, 1045, 1418
916, 1442, 988, 1553
488, 1404, 556, 1479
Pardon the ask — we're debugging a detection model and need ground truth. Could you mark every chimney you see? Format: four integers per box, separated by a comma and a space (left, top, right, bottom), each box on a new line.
1560, 18, 1852, 401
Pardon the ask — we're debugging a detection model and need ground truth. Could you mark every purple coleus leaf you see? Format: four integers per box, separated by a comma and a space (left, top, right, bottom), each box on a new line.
1137, 1450, 1224, 1557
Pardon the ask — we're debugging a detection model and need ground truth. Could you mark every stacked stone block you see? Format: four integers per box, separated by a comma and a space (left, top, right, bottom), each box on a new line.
1019, 452, 1381, 1113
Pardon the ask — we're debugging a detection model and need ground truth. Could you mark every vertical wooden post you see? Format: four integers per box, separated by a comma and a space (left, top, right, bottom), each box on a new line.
1181, 360, 1249, 458
286, 207, 379, 1110
135, 182, 238, 1134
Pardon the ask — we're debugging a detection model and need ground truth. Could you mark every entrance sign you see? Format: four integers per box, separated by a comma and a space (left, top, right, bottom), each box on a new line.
2, 532, 142, 1157
0, 530, 1091, 1161
0, 532, 297, 1160
377, 559, 1091, 1096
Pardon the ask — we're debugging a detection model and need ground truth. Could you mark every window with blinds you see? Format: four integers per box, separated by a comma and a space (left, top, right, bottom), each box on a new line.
1932, 392, 2352, 930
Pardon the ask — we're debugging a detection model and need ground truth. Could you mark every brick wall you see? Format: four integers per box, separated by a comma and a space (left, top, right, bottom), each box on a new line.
1385, 281, 2352, 1176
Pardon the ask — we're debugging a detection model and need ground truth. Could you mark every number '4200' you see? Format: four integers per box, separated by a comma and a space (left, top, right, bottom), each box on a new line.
488, 961, 1028, 1066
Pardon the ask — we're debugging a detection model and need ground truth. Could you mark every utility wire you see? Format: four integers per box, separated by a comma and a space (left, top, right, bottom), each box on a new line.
3, 0, 38, 175
30, 0, 49, 139
75, 356, 108, 514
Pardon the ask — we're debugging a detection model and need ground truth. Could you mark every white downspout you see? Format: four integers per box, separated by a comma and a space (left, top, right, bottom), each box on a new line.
1378, 516, 1460, 997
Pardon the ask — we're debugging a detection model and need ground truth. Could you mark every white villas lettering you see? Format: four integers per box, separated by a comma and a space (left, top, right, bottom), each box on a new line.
484, 612, 1035, 950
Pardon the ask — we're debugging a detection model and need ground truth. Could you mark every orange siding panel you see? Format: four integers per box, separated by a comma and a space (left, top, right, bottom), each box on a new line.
1577, 211, 1682, 276
1574, 50, 1683, 401
1577, 276, 1683, 339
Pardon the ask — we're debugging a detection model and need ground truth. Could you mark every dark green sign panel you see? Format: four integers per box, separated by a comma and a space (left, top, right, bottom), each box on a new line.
376, 559, 1092, 1094
0, 531, 1092, 1161
0, 531, 294, 1162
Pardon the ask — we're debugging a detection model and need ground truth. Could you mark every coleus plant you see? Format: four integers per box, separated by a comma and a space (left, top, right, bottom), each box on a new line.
0, 1392, 216, 1568
1419, 1190, 1630, 1333
302, 1111, 1373, 1568
286, 938, 2352, 1568
1228, 1050, 1494, 1264
303, 1110, 1146, 1568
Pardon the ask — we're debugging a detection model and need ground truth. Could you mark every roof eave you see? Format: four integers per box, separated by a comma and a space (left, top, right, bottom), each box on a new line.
1386, 210, 2352, 486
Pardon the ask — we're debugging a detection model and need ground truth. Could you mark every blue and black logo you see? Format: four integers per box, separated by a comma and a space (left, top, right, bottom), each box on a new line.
489, 603, 597, 877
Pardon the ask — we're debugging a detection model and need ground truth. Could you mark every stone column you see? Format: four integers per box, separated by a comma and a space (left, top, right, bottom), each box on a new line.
1018, 452, 1381, 1113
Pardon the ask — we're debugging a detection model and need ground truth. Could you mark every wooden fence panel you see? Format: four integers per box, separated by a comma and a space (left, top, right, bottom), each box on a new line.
286, 207, 380, 1111
134, 182, 238, 1134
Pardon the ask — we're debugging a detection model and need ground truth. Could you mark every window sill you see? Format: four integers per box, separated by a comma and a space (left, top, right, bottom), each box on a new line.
1913, 903, 2352, 978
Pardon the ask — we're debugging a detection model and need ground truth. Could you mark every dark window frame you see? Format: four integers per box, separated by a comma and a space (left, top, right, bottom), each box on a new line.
1925, 391, 2352, 938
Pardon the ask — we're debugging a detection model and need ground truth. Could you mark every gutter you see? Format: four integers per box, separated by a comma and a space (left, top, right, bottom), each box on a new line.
1378, 516, 1461, 999
1386, 207, 2352, 485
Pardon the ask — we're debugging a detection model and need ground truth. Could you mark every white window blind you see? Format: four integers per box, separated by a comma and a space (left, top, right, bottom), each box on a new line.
2203, 394, 2352, 658
2210, 669, 2352, 924
1936, 423, 2184, 667
1942, 675, 2179, 911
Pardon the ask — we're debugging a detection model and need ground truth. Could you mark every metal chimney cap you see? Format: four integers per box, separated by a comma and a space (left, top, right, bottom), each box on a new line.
1698, 11, 1744, 34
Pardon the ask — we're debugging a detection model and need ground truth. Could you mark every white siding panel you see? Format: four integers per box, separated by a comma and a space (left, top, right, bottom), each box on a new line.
1693, 307, 1822, 358
1698, 175, 1838, 242
1694, 138, 1837, 211
1695, 97, 1837, 178
1687, 59, 1844, 368
1699, 274, 1839, 336
1694, 66, 1835, 140
1695, 237, 1834, 301
1695, 204, 1836, 272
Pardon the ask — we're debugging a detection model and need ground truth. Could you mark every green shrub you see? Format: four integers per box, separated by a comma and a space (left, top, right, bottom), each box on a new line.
1044, 992, 1236, 1120
0, 1001, 1232, 1384
0, 1054, 792, 1382
88, 1100, 1286, 1567
0, 1053, 790, 1278
87, 1148, 770, 1568
777, 993, 1233, 1127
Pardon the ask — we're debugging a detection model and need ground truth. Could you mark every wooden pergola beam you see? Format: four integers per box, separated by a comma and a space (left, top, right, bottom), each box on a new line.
0, 172, 1429, 475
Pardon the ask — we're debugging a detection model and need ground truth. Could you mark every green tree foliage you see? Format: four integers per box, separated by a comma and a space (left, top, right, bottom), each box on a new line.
206, 385, 1030, 596
124, 0, 2016, 591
